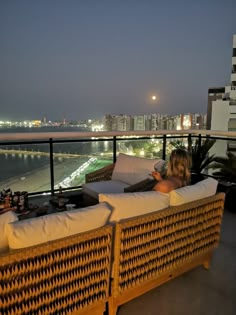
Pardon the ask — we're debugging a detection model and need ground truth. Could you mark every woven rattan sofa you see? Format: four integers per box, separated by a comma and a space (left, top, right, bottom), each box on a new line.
0, 178, 225, 315
107, 192, 225, 315
0, 205, 113, 315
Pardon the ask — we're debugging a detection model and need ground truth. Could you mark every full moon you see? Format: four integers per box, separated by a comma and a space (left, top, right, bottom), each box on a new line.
152, 95, 156, 100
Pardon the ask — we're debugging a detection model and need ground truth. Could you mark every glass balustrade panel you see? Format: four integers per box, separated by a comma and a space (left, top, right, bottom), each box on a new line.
0, 143, 51, 194
52, 140, 113, 190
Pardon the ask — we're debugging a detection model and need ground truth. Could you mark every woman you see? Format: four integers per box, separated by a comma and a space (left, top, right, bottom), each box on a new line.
152, 148, 192, 193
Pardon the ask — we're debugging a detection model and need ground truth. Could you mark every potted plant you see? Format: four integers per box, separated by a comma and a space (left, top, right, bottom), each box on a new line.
190, 138, 216, 173
209, 151, 236, 213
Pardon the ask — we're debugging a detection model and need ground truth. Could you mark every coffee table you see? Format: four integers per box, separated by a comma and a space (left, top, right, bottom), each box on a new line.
17, 191, 98, 220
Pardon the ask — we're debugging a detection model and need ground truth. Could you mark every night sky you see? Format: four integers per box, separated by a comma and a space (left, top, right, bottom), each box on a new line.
0, 0, 235, 121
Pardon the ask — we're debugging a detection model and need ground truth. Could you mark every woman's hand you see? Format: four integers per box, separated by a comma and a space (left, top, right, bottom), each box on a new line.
151, 171, 162, 181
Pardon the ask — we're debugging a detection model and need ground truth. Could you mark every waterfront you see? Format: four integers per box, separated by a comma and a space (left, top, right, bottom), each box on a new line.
0, 127, 113, 193
0, 156, 111, 193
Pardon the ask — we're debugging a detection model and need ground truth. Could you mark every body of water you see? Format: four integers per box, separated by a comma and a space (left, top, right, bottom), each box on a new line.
0, 127, 113, 192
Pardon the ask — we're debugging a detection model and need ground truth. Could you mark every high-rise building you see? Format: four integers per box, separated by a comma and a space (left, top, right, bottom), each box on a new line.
209, 34, 236, 153
104, 114, 113, 131
148, 113, 163, 130
207, 87, 225, 130
116, 115, 131, 131
133, 115, 146, 131
103, 112, 206, 132
210, 34, 236, 132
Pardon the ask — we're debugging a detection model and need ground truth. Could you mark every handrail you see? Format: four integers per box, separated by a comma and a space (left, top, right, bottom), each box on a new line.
0, 129, 236, 141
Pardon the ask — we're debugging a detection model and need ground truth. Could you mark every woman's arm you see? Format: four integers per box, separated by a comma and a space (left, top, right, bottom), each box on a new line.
151, 171, 163, 181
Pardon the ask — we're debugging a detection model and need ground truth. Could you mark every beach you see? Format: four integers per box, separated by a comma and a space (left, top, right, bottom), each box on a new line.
0, 157, 112, 193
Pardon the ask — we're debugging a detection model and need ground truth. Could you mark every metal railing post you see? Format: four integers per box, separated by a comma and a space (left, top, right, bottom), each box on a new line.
188, 134, 192, 151
49, 138, 55, 196
113, 136, 117, 163
162, 135, 166, 160
198, 133, 202, 146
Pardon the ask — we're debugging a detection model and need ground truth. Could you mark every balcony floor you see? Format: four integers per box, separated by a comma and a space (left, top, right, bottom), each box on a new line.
116, 208, 236, 315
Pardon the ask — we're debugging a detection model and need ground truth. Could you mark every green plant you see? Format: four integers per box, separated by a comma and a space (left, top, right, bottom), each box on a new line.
209, 151, 236, 183
190, 139, 216, 174
209, 151, 236, 213
169, 140, 186, 150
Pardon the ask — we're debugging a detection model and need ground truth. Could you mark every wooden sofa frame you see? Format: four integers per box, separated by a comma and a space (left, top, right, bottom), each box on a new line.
0, 192, 225, 315
85, 163, 115, 183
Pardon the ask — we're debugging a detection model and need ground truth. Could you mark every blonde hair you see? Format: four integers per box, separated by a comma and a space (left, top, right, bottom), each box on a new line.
166, 148, 192, 185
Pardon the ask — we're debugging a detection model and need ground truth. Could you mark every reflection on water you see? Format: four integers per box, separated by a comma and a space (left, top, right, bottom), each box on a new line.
0, 140, 114, 184
0, 154, 50, 182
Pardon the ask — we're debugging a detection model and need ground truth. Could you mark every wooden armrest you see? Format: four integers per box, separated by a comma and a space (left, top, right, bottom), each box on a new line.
85, 163, 115, 183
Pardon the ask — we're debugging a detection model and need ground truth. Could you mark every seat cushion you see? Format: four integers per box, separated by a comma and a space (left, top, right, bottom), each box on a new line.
7, 203, 111, 249
111, 153, 165, 185
99, 191, 170, 223
169, 177, 218, 206
82, 180, 129, 200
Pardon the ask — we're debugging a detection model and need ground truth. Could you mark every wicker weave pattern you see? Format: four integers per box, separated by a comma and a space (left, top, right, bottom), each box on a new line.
0, 225, 112, 315
112, 193, 224, 297
85, 164, 115, 183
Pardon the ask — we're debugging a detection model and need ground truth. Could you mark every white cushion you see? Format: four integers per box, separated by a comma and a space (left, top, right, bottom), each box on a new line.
112, 153, 165, 185
82, 180, 129, 200
99, 191, 170, 223
6, 203, 111, 249
0, 211, 19, 252
169, 177, 218, 206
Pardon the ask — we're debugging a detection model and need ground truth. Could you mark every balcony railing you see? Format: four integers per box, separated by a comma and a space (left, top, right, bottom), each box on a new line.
0, 129, 236, 196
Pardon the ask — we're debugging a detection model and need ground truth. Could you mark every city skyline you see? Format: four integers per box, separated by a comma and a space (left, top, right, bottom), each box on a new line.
1, 0, 236, 121
0, 111, 206, 132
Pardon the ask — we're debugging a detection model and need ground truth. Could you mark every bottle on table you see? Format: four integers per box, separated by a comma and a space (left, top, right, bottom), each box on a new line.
58, 186, 65, 208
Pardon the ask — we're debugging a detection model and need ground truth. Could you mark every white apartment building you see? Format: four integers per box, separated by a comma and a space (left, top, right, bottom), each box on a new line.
133, 115, 146, 131
146, 113, 163, 130
210, 34, 236, 155
116, 115, 131, 131
175, 113, 206, 130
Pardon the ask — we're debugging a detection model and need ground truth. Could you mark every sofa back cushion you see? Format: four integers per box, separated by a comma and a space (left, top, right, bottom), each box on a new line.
7, 203, 111, 249
111, 153, 165, 185
99, 191, 170, 223
169, 177, 218, 206
0, 211, 18, 252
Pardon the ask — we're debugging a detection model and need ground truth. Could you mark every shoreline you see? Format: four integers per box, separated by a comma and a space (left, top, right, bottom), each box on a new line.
0, 158, 88, 193
0, 157, 112, 193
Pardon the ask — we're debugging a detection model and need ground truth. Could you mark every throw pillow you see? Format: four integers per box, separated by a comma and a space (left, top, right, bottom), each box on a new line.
99, 191, 170, 223
0, 211, 18, 252
112, 153, 165, 185
7, 202, 111, 249
169, 177, 218, 206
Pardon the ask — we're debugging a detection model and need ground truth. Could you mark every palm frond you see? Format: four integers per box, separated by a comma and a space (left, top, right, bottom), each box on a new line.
209, 151, 236, 183
190, 139, 216, 173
